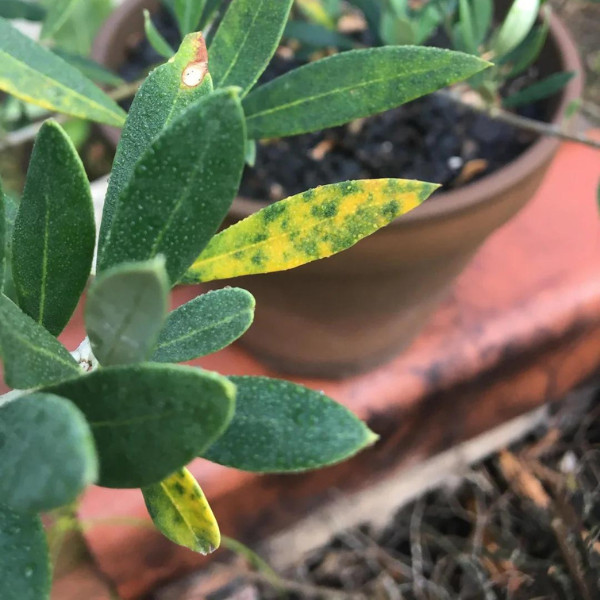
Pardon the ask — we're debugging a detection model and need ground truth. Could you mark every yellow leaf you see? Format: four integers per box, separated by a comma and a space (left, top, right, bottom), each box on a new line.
183, 178, 438, 284
142, 468, 220, 554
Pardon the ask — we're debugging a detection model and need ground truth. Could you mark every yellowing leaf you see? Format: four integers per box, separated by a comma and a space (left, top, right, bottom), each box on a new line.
142, 468, 220, 554
183, 179, 438, 284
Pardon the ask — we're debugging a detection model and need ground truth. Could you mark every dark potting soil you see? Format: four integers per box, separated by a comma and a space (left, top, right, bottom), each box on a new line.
117, 8, 547, 203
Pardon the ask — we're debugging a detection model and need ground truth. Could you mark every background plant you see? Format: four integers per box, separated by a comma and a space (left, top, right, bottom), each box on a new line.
286, 0, 600, 149
0, 1, 490, 598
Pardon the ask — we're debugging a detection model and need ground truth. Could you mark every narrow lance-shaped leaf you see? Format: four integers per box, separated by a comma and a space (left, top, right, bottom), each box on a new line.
0, 507, 50, 600
183, 179, 438, 284
86, 258, 169, 367
174, 0, 206, 35
12, 120, 95, 337
0, 294, 81, 389
143, 467, 220, 554
243, 46, 490, 139
209, 0, 294, 96
144, 9, 175, 60
203, 376, 377, 472
492, 0, 540, 58
152, 288, 255, 363
0, 393, 97, 512
1, 192, 18, 301
44, 364, 236, 488
41, 0, 83, 40
99, 88, 246, 285
0, 0, 46, 21
0, 180, 5, 290
0, 17, 126, 126
503, 71, 575, 109
98, 32, 213, 255
51, 48, 124, 87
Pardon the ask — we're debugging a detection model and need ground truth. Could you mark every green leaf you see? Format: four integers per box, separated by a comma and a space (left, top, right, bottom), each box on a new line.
492, 0, 540, 58
0, 182, 5, 291
1, 192, 18, 301
152, 288, 255, 363
44, 364, 236, 488
470, 0, 492, 46
142, 467, 220, 554
0, 294, 81, 389
503, 71, 574, 108
0, 17, 126, 126
458, 0, 476, 54
50, 0, 112, 56
0, 0, 46, 21
0, 506, 50, 600
99, 88, 246, 285
209, 0, 294, 96
503, 22, 549, 78
41, 0, 83, 39
174, 0, 206, 35
347, 0, 381, 40
379, 13, 415, 46
183, 179, 438, 284
0, 392, 97, 512
144, 9, 175, 59
203, 376, 377, 472
199, 0, 222, 29
85, 258, 169, 367
98, 32, 213, 256
52, 48, 124, 87
12, 121, 95, 337
243, 46, 490, 139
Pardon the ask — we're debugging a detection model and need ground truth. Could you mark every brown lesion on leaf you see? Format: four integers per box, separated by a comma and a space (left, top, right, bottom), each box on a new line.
182, 33, 209, 88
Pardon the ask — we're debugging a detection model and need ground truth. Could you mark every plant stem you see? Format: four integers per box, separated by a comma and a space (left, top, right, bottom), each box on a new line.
441, 91, 600, 150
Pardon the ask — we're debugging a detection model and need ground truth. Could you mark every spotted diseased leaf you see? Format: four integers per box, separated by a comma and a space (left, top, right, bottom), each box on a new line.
0, 393, 97, 512
243, 46, 490, 139
44, 364, 236, 488
152, 288, 255, 363
0, 294, 81, 389
98, 88, 246, 285
85, 258, 169, 367
0, 17, 125, 126
203, 376, 378, 472
98, 32, 213, 255
12, 120, 95, 337
183, 179, 438, 284
143, 467, 220, 554
0, 507, 50, 600
209, 0, 294, 96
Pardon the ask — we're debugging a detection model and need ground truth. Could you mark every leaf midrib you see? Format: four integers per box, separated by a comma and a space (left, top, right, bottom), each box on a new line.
245, 61, 445, 122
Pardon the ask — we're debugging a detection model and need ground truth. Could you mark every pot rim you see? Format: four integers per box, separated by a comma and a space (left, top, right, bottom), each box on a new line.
93, 2, 583, 227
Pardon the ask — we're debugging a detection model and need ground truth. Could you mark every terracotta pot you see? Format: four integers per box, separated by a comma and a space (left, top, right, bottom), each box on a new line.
93, 2, 583, 378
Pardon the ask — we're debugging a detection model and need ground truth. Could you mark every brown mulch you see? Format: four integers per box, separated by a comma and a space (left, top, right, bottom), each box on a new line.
203, 386, 600, 600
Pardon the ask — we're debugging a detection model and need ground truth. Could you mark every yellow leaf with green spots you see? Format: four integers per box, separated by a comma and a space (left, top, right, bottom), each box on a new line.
142, 468, 220, 554
0, 17, 126, 126
182, 179, 439, 284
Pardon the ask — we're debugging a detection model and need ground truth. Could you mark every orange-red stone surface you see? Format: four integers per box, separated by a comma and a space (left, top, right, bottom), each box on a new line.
58, 138, 600, 598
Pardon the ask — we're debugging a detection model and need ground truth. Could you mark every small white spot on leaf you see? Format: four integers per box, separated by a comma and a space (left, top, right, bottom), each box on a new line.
182, 61, 208, 88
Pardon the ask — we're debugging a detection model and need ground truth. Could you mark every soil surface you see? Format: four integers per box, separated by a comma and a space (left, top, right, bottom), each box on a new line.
200, 387, 600, 599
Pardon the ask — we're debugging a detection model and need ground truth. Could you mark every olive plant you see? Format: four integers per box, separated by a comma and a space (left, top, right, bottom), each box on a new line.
289, 0, 573, 109
0, 1, 489, 597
